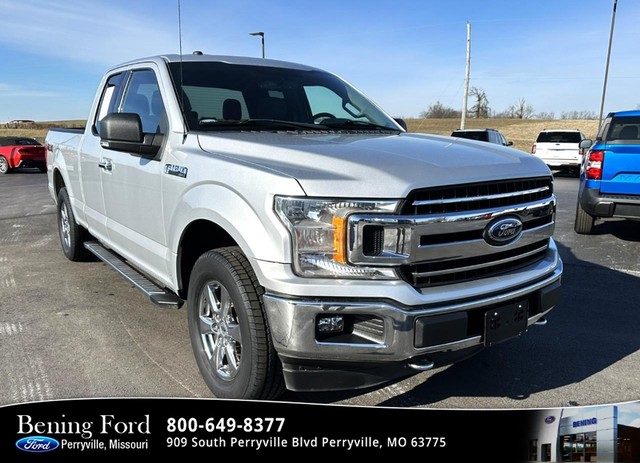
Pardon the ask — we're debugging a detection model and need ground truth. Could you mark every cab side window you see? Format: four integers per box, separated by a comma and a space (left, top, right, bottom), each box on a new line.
120, 70, 168, 134
94, 73, 125, 136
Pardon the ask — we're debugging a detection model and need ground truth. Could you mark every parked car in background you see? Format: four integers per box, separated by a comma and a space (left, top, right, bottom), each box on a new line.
575, 110, 640, 234
450, 128, 513, 146
0, 137, 46, 174
531, 129, 585, 174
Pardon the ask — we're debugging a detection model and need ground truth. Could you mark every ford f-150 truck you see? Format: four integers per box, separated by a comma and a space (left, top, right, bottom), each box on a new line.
575, 110, 640, 234
46, 54, 562, 399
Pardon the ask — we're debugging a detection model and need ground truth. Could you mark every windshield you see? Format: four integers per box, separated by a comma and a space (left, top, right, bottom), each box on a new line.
168, 62, 400, 132
0, 137, 41, 147
536, 132, 582, 143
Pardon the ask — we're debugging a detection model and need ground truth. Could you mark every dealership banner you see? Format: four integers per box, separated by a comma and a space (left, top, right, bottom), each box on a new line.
1, 398, 639, 461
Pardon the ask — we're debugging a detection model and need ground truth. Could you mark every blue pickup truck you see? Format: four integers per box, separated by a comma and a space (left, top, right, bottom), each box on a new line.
575, 110, 640, 234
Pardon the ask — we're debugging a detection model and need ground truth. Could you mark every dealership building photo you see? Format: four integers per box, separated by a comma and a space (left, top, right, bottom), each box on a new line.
528, 403, 640, 462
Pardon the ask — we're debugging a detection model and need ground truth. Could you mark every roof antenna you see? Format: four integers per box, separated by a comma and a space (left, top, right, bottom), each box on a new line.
177, 0, 187, 142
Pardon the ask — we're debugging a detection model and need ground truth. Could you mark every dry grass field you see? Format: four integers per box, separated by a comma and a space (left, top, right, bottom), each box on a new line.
1, 118, 600, 153
406, 118, 601, 153
0, 120, 85, 143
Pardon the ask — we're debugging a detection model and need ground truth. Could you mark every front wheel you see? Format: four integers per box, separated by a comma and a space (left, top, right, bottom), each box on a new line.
0, 156, 12, 174
187, 247, 284, 399
574, 200, 595, 234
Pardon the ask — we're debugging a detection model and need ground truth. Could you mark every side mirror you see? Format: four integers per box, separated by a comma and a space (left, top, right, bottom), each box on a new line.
507, 141, 514, 146
579, 139, 593, 149
394, 118, 407, 131
100, 113, 160, 157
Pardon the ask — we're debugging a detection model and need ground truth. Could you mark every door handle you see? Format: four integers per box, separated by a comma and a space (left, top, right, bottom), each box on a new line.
98, 160, 112, 171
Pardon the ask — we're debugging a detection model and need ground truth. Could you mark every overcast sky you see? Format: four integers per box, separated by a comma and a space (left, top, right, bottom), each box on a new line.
0, 0, 638, 121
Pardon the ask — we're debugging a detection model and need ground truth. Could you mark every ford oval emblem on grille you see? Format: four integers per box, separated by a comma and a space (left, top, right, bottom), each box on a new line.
483, 216, 523, 246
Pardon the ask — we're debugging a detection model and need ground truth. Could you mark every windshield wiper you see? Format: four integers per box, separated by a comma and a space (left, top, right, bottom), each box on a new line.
198, 118, 323, 131
319, 119, 401, 132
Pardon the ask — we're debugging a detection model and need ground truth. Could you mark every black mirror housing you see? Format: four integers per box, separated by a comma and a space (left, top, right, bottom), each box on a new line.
100, 113, 143, 143
99, 113, 160, 157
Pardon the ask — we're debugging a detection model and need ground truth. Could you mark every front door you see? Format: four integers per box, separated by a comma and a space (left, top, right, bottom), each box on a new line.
99, 67, 169, 280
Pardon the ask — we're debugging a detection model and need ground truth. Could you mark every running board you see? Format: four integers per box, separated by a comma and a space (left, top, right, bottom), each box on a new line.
84, 241, 183, 309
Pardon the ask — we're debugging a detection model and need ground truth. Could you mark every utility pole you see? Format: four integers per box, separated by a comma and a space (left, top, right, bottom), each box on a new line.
250, 31, 265, 58
599, 0, 617, 126
460, 22, 471, 130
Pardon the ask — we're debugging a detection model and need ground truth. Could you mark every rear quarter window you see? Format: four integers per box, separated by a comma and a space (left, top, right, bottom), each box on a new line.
605, 116, 640, 143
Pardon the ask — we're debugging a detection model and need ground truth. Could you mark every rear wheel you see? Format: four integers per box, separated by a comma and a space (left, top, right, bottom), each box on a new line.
0, 156, 12, 174
57, 187, 90, 261
574, 200, 595, 234
187, 247, 284, 399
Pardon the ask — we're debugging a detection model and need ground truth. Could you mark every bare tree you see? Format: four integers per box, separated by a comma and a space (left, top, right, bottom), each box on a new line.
506, 98, 535, 119
534, 111, 556, 120
560, 110, 597, 120
469, 87, 490, 118
419, 101, 461, 119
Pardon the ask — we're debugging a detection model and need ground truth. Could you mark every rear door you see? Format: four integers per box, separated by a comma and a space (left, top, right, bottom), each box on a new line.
80, 72, 126, 240
600, 116, 640, 195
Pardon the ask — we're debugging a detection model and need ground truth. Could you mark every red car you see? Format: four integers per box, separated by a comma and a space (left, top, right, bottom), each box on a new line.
0, 137, 46, 174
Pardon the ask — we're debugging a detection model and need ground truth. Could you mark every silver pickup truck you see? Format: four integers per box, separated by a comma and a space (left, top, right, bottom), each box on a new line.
46, 54, 562, 399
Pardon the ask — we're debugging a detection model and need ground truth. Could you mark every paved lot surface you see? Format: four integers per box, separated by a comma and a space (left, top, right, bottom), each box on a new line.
1, 169, 639, 408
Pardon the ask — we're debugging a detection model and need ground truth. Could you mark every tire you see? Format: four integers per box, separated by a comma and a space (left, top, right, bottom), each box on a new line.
187, 247, 284, 399
574, 200, 595, 234
0, 156, 12, 174
57, 187, 90, 261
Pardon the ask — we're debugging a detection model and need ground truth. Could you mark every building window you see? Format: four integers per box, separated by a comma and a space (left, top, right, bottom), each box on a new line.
529, 439, 538, 461
541, 443, 552, 462
561, 432, 597, 462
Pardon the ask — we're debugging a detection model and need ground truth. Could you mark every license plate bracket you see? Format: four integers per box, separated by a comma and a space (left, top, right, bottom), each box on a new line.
484, 300, 528, 347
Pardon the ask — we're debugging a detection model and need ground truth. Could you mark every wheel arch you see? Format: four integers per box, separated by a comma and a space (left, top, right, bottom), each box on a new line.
53, 168, 66, 199
176, 219, 238, 299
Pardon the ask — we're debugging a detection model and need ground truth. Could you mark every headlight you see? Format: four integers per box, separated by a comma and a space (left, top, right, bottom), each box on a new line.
275, 196, 399, 278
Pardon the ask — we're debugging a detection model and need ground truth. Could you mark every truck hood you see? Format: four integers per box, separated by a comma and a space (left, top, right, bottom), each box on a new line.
198, 132, 550, 198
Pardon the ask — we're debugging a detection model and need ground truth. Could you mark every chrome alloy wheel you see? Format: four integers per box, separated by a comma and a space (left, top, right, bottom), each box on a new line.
59, 202, 71, 250
198, 280, 242, 381
0, 157, 8, 173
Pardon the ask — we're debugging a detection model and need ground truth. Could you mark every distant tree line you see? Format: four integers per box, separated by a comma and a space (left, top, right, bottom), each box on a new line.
420, 87, 597, 120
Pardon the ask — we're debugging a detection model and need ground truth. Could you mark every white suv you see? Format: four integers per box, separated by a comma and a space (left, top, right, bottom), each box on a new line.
531, 129, 585, 172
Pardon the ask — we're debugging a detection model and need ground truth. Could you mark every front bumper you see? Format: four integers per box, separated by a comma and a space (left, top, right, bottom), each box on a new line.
263, 260, 562, 392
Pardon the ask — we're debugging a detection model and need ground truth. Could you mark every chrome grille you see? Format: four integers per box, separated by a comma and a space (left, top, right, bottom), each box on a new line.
402, 177, 553, 215
400, 240, 549, 287
347, 177, 556, 288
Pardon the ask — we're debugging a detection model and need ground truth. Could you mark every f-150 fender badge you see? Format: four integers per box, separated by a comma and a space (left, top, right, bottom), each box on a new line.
164, 164, 188, 178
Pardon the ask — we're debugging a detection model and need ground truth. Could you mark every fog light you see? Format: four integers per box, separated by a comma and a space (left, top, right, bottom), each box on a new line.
317, 315, 345, 334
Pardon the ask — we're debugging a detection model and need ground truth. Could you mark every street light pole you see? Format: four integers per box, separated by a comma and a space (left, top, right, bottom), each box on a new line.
250, 31, 265, 58
599, 0, 618, 126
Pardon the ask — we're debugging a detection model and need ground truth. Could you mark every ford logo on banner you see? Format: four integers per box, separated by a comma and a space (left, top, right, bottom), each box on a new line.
15, 436, 60, 453
483, 216, 523, 246
545, 416, 556, 424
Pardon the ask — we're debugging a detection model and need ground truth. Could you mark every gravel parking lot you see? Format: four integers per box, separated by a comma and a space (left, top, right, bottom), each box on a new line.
1, 170, 638, 408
